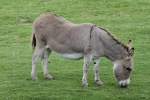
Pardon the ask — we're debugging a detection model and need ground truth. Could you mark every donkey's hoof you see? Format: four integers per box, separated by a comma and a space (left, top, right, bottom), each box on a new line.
95, 80, 103, 86
82, 83, 88, 88
44, 74, 54, 80
32, 77, 37, 81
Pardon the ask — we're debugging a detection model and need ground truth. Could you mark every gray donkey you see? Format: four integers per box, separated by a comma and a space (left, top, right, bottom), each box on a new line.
31, 13, 134, 87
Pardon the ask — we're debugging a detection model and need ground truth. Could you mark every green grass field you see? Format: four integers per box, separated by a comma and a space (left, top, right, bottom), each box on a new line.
0, 0, 150, 99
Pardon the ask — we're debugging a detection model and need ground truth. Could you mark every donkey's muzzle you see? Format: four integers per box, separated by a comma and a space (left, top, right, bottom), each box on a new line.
120, 83, 128, 88
119, 78, 130, 88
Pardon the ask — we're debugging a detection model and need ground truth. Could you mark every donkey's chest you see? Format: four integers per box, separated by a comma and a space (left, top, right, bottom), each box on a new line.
60, 53, 83, 60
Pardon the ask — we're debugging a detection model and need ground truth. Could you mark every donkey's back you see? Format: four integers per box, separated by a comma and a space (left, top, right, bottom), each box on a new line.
32, 13, 93, 54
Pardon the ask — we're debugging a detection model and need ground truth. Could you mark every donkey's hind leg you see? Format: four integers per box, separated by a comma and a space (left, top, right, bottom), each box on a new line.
42, 48, 54, 80
31, 47, 44, 80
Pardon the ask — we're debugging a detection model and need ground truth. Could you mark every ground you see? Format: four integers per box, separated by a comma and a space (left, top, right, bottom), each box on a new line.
0, 0, 150, 100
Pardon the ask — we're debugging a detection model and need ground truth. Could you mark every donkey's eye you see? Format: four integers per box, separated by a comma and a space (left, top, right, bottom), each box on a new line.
126, 67, 132, 71
123, 66, 132, 71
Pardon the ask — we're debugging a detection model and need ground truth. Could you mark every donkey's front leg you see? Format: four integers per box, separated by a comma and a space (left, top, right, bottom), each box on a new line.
94, 59, 103, 86
82, 55, 92, 87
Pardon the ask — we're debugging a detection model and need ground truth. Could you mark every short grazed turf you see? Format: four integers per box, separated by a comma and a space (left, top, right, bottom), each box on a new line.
0, 0, 150, 100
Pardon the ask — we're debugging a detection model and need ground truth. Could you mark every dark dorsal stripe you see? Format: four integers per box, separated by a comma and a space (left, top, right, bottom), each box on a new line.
87, 25, 96, 50
98, 27, 129, 51
89, 25, 96, 40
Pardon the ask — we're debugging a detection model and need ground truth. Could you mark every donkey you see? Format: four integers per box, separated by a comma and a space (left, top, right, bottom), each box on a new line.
31, 13, 134, 87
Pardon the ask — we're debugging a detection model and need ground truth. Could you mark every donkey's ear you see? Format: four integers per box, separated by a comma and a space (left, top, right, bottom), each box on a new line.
127, 40, 134, 56
127, 40, 132, 49
128, 47, 134, 56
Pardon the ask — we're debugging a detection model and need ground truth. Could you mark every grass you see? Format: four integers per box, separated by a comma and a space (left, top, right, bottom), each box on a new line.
0, 0, 150, 99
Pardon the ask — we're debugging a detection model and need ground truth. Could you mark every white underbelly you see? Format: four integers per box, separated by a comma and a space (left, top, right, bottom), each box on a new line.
60, 53, 83, 60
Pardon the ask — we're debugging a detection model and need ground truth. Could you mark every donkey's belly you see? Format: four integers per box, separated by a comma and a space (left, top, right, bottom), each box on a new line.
60, 53, 83, 60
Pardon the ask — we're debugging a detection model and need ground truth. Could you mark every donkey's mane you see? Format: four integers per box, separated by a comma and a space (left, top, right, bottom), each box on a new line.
98, 27, 128, 51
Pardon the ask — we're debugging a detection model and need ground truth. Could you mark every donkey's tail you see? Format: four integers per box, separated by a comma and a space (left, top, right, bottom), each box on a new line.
32, 33, 36, 49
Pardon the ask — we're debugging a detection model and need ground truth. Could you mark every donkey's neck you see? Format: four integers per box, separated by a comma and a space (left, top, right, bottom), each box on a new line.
100, 29, 128, 61
104, 43, 127, 61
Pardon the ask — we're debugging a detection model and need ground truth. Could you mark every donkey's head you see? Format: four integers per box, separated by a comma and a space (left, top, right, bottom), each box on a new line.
113, 40, 134, 88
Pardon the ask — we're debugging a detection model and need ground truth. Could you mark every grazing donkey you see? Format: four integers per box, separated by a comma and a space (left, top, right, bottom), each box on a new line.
31, 13, 134, 87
